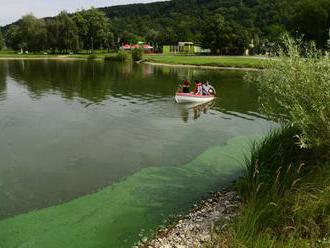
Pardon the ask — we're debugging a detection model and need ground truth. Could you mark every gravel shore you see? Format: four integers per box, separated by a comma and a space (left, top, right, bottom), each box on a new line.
136, 187, 241, 248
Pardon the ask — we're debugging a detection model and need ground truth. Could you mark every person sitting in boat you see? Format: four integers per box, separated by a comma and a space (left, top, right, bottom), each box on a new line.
195, 81, 203, 95
176, 83, 183, 93
193, 81, 197, 94
182, 80, 191, 93
203, 81, 216, 95
202, 82, 210, 95
208, 82, 216, 95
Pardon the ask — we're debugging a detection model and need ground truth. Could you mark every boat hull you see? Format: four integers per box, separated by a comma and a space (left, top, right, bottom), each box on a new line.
175, 93, 215, 103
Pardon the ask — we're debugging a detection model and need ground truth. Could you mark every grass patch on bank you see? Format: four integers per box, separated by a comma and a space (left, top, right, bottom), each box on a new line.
209, 127, 330, 247
0, 50, 115, 59
209, 35, 330, 247
143, 54, 267, 69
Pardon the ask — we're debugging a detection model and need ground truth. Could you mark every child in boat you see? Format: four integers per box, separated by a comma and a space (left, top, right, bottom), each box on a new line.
182, 80, 191, 93
195, 81, 203, 95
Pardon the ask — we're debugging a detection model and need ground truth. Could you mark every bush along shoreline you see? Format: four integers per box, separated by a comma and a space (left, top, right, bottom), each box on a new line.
142, 36, 330, 247
209, 36, 330, 247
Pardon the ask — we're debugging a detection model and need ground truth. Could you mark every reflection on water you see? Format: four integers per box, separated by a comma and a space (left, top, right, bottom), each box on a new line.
0, 60, 274, 220
0, 62, 6, 101
179, 101, 215, 123
4, 60, 259, 113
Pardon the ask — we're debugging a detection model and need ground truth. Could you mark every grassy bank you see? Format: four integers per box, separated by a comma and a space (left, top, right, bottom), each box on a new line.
0, 50, 113, 60
0, 51, 266, 69
143, 54, 267, 69
209, 37, 330, 247
209, 127, 330, 247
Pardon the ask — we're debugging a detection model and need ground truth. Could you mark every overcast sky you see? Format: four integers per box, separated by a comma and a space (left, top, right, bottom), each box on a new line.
0, 0, 166, 26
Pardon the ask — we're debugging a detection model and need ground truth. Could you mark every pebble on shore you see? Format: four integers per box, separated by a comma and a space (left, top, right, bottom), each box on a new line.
136, 187, 241, 248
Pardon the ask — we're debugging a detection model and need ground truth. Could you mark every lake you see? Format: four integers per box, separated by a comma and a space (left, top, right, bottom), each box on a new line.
0, 60, 274, 247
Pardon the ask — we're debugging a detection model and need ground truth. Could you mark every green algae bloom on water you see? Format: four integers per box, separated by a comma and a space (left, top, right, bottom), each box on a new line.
0, 135, 259, 248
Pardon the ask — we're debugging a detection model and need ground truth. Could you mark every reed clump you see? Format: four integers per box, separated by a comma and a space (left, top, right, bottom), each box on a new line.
211, 37, 330, 247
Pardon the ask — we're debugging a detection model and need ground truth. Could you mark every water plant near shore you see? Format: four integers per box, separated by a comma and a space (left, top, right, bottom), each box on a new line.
208, 127, 330, 247
248, 35, 330, 148
208, 37, 330, 247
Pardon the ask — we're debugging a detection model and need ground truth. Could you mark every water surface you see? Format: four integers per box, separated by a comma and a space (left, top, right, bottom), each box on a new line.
0, 60, 274, 247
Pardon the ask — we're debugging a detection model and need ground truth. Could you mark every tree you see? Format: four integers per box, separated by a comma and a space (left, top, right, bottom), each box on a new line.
291, 0, 330, 48
0, 30, 4, 50
120, 31, 141, 44
19, 14, 47, 51
6, 14, 47, 52
6, 25, 21, 51
132, 48, 144, 61
47, 11, 79, 53
201, 14, 226, 54
73, 8, 110, 51
103, 31, 114, 52
201, 14, 250, 55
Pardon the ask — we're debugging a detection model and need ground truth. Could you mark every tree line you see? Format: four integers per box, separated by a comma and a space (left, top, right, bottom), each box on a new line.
0, 0, 329, 54
3, 8, 113, 53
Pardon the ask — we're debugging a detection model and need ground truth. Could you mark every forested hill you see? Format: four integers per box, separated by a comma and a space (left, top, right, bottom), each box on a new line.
1, 0, 329, 54
99, 0, 329, 51
100, 0, 294, 43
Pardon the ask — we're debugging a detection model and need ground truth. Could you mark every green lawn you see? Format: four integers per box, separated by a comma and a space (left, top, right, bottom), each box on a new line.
144, 54, 267, 69
0, 51, 267, 69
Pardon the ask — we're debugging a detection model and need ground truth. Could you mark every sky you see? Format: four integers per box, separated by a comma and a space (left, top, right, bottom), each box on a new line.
0, 0, 166, 26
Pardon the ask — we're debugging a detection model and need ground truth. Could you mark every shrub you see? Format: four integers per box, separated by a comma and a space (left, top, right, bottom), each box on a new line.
248, 35, 330, 148
87, 54, 98, 60
116, 51, 130, 61
104, 55, 114, 61
104, 51, 130, 62
132, 48, 144, 61
223, 36, 330, 248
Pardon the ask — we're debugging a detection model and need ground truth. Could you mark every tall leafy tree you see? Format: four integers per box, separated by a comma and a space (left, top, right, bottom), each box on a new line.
201, 14, 227, 54
19, 14, 47, 51
47, 11, 79, 53
103, 31, 114, 52
291, 0, 330, 48
73, 8, 110, 51
6, 14, 47, 51
6, 25, 21, 51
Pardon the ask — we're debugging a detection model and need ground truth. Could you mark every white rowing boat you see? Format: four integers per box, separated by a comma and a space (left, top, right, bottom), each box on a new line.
175, 93, 215, 103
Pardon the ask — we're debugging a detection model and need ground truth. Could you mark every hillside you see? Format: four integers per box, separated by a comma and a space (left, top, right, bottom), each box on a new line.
1, 0, 329, 53
102, 0, 329, 52
101, 0, 297, 46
